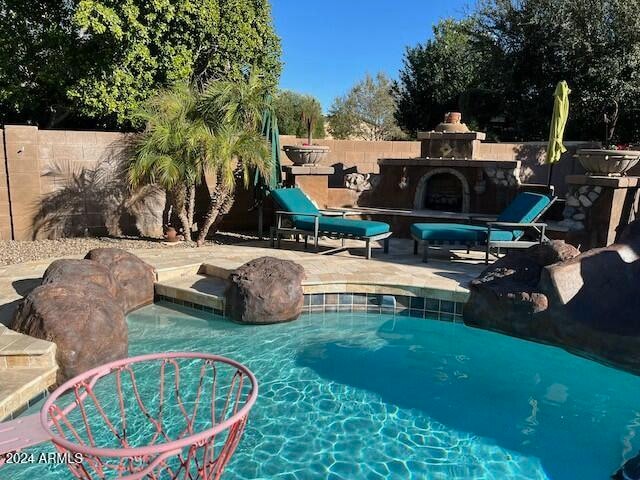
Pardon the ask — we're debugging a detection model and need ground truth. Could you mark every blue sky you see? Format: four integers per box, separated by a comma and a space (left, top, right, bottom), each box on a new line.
271, 0, 470, 112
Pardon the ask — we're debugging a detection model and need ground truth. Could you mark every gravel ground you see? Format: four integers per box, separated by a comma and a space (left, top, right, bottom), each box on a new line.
0, 232, 256, 266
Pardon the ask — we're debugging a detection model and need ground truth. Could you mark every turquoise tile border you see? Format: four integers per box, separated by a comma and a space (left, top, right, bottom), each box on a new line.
154, 293, 465, 323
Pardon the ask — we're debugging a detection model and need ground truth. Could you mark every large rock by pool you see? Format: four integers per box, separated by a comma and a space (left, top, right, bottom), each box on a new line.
464, 241, 579, 335
41, 258, 118, 298
226, 256, 305, 324
84, 248, 156, 313
8, 247, 154, 383
464, 220, 640, 373
11, 283, 127, 384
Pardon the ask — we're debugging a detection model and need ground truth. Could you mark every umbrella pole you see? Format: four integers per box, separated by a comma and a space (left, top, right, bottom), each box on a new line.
546, 163, 554, 188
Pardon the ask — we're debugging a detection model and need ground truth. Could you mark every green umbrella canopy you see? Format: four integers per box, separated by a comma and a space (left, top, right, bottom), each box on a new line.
254, 102, 282, 194
545, 81, 571, 165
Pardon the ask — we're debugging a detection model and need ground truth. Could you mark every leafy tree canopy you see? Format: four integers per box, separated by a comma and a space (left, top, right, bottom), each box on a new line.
393, 19, 482, 137
273, 90, 325, 139
0, 0, 281, 130
470, 0, 640, 142
394, 1, 640, 143
329, 72, 405, 140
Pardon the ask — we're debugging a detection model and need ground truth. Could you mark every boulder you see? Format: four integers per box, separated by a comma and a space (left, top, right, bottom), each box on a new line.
465, 219, 640, 374
226, 256, 305, 324
540, 223, 640, 372
84, 248, 155, 313
464, 241, 580, 338
41, 259, 118, 298
11, 283, 127, 384
614, 453, 640, 480
619, 217, 640, 248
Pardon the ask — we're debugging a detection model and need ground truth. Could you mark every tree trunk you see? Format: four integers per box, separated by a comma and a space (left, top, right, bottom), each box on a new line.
175, 184, 193, 242
187, 184, 196, 231
209, 189, 236, 233
178, 208, 192, 242
196, 185, 236, 246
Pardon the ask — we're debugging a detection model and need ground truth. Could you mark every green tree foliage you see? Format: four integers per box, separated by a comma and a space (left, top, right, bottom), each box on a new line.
129, 71, 271, 243
129, 83, 214, 241
470, 0, 640, 142
0, 0, 281, 129
273, 91, 325, 139
195, 71, 272, 243
393, 19, 482, 136
329, 72, 405, 140
394, 2, 640, 143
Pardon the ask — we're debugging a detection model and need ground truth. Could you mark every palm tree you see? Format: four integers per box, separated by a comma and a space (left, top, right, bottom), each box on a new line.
199, 68, 267, 131
194, 70, 273, 244
130, 71, 272, 245
300, 96, 322, 145
196, 124, 270, 245
129, 83, 214, 241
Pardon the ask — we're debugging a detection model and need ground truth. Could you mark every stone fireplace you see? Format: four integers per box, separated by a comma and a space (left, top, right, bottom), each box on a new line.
374, 116, 522, 215
414, 168, 471, 212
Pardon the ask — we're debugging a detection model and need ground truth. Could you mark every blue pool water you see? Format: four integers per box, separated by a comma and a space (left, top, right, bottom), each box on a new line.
4, 302, 640, 479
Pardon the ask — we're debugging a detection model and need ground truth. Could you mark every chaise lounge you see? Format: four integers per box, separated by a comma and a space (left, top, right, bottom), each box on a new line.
270, 187, 392, 259
411, 191, 556, 264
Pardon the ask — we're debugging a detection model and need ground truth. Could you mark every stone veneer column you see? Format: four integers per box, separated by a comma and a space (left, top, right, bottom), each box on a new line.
561, 174, 640, 249
4, 126, 40, 240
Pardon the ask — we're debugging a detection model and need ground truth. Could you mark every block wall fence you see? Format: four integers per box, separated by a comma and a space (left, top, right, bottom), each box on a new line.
1, 125, 595, 241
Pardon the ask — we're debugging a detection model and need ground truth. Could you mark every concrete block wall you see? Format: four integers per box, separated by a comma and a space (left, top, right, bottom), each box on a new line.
0, 125, 599, 239
279, 136, 422, 176
2, 126, 129, 240
0, 130, 11, 240
4, 126, 40, 241
0, 127, 423, 240
475, 140, 599, 195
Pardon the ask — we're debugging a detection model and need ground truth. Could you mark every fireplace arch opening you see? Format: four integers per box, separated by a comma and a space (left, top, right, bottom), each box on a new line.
414, 168, 470, 212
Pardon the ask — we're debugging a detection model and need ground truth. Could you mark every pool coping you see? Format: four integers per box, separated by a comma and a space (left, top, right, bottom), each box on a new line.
154, 262, 468, 323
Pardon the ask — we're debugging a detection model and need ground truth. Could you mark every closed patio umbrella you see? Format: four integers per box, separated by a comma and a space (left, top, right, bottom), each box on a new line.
254, 101, 282, 237
545, 80, 571, 188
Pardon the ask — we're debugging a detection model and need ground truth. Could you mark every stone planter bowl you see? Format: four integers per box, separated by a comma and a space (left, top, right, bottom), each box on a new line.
283, 145, 330, 165
576, 148, 640, 176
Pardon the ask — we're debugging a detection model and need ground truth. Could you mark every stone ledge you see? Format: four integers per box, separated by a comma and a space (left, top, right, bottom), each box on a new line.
566, 174, 640, 188
0, 366, 57, 421
379, 157, 520, 168
282, 165, 335, 175
0, 330, 55, 356
417, 131, 486, 141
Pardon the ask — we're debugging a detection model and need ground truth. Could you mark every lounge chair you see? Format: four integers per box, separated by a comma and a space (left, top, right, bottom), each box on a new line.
410, 192, 556, 263
270, 187, 392, 259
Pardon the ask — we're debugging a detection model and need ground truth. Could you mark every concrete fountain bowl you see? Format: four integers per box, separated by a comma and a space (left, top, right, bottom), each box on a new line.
283, 145, 330, 165
576, 148, 640, 176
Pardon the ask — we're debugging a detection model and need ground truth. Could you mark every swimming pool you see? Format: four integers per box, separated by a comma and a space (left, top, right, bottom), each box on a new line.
4, 302, 640, 479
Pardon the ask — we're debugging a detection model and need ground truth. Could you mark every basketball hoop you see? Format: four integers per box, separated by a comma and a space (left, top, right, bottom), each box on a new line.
0, 352, 258, 479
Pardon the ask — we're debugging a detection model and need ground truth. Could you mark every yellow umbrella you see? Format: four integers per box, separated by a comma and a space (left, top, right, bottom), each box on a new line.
545, 81, 571, 186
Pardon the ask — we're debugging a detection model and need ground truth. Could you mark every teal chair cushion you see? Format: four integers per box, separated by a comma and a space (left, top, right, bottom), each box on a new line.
497, 192, 551, 238
410, 223, 515, 242
271, 188, 320, 222
295, 217, 390, 237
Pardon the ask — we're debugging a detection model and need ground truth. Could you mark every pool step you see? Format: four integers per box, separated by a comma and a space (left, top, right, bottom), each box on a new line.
155, 273, 228, 313
0, 328, 58, 420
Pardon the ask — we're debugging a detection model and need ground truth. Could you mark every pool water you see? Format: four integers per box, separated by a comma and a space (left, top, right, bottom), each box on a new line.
4, 302, 640, 479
